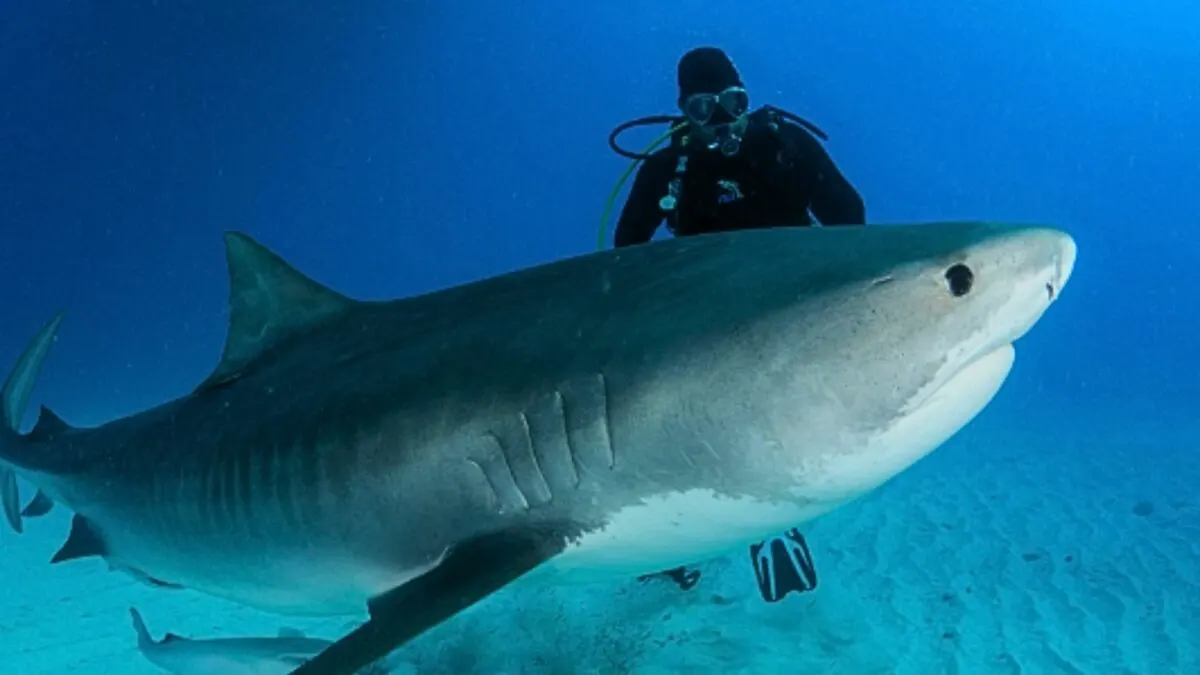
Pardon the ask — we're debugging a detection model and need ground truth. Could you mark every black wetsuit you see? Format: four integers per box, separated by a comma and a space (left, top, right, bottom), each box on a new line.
614, 108, 866, 247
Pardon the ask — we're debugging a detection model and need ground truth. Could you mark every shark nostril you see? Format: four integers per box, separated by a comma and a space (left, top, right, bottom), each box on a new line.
1045, 282, 1056, 301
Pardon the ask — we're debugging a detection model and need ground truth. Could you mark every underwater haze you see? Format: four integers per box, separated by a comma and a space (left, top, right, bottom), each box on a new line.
1, 1, 1197, 673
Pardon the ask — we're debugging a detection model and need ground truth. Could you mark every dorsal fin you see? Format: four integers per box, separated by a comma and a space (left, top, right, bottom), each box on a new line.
197, 232, 355, 391
28, 405, 72, 441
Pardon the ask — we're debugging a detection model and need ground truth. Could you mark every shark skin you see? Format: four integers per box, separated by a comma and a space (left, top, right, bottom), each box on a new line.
0, 222, 1075, 674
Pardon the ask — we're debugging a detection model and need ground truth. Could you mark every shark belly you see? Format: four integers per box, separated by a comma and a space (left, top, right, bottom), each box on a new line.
53, 459, 455, 617
97, 518, 427, 616
543, 487, 829, 582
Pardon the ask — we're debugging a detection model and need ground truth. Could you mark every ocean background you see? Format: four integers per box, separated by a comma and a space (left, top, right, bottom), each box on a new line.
1, 1, 1197, 673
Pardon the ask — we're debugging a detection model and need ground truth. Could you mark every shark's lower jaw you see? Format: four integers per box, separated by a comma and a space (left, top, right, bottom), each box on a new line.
883, 343, 1016, 472
791, 343, 1017, 513
905, 343, 1016, 447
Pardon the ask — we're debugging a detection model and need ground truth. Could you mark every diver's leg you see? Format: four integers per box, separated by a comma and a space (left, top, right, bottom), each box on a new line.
637, 566, 701, 591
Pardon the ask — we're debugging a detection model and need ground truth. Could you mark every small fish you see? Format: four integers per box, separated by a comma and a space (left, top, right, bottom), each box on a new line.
129, 607, 389, 675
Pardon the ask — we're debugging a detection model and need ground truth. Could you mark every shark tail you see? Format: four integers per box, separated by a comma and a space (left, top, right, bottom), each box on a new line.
0, 312, 66, 533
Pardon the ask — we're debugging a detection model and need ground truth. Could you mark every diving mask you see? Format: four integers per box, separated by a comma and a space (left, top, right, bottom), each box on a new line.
682, 86, 750, 126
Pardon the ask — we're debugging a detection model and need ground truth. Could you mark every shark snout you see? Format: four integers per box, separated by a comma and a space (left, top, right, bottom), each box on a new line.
1045, 232, 1077, 303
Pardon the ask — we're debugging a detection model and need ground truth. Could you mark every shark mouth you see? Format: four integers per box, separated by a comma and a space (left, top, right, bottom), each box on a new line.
915, 344, 1016, 419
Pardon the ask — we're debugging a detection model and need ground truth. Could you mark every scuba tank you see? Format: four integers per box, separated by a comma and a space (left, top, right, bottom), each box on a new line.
599, 106, 830, 249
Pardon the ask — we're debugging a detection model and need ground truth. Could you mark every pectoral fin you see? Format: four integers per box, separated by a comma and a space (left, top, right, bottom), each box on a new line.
286, 525, 571, 675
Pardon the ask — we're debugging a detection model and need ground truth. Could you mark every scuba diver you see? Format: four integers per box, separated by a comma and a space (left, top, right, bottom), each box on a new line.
610, 46, 857, 603
603, 46, 866, 249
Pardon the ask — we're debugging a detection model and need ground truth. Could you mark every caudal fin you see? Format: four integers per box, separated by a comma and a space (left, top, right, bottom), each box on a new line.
0, 312, 65, 533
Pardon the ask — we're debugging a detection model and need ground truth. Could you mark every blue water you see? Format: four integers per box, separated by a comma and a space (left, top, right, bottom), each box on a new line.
1, 2, 1197, 673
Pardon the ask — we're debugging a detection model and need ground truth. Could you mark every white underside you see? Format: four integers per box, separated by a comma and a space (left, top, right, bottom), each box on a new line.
802, 343, 1016, 505
540, 345, 1017, 584
544, 489, 826, 583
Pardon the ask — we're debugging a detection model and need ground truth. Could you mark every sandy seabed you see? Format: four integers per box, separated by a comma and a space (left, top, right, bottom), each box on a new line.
4, 407, 1197, 675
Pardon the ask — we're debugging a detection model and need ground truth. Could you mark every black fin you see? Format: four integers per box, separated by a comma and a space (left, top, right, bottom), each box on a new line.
20, 489, 54, 518
196, 232, 355, 392
50, 514, 108, 563
286, 525, 572, 675
749, 528, 818, 603
29, 405, 72, 441
638, 566, 701, 591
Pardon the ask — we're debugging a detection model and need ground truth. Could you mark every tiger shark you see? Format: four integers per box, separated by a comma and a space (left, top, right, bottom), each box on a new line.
0, 222, 1075, 674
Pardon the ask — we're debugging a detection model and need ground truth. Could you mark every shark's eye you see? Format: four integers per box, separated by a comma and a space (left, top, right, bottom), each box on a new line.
944, 263, 974, 297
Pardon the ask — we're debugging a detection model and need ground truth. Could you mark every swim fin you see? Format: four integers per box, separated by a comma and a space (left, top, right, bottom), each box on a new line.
637, 565, 701, 591
749, 528, 817, 602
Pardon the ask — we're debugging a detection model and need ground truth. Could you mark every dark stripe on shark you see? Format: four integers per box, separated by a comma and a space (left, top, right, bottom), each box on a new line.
221, 437, 240, 531
233, 431, 254, 532
281, 435, 305, 529
188, 412, 380, 543
318, 413, 362, 515
468, 374, 615, 514
200, 442, 220, 534
264, 418, 352, 532
315, 413, 369, 524
190, 427, 275, 539
257, 432, 280, 530
298, 424, 323, 526
277, 434, 301, 531
218, 442, 238, 532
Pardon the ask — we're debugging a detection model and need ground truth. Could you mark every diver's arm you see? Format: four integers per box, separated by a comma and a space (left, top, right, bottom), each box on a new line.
613, 156, 670, 247
791, 128, 866, 226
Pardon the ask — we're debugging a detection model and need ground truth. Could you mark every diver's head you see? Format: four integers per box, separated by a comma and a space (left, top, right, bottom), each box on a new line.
677, 47, 751, 156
